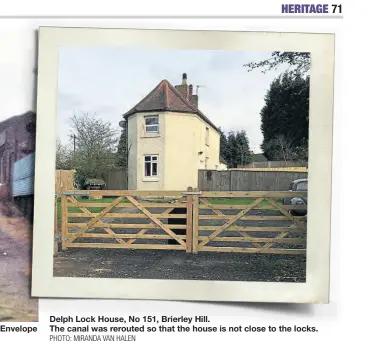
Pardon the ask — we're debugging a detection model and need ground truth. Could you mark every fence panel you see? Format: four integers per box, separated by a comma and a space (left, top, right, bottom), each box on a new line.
192, 191, 307, 255
238, 161, 306, 168
57, 189, 307, 255
59, 190, 191, 252
55, 170, 76, 192
102, 170, 128, 190
198, 170, 230, 191
198, 169, 307, 191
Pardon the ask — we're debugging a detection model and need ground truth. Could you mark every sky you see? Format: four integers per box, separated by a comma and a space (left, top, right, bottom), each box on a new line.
57, 47, 290, 154
0, 24, 289, 155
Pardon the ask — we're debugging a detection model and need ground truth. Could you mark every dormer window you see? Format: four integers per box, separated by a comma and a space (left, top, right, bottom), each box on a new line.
145, 115, 159, 133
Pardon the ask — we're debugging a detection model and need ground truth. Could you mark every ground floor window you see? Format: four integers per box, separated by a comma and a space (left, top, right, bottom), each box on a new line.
144, 155, 158, 177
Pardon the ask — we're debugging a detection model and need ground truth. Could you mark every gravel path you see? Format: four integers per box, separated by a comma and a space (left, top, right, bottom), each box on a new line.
53, 247, 306, 282
54, 207, 307, 283
0, 202, 38, 322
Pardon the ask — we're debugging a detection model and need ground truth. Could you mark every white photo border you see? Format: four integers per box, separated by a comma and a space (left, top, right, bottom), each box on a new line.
32, 27, 334, 303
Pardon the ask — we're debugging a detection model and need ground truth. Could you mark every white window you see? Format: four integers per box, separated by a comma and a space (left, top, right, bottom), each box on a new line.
205, 127, 210, 146
145, 115, 159, 133
144, 155, 158, 177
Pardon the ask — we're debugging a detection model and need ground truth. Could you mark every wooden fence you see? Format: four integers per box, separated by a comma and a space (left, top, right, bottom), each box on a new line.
102, 170, 128, 190
59, 190, 192, 252
55, 170, 76, 192
198, 169, 308, 192
57, 189, 307, 255
192, 191, 307, 255
238, 161, 306, 168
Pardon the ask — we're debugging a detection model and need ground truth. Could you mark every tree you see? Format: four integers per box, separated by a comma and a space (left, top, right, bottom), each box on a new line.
56, 139, 73, 169
226, 131, 238, 168
243, 52, 310, 77
260, 72, 309, 161
218, 127, 230, 163
235, 130, 252, 166
116, 119, 131, 171
262, 135, 297, 162
69, 112, 119, 180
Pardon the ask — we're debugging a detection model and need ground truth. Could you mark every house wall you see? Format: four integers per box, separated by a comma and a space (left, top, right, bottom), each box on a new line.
13, 152, 35, 197
218, 162, 228, 170
164, 112, 220, 190
127, 112, 166, 190
0, 111, 36, 197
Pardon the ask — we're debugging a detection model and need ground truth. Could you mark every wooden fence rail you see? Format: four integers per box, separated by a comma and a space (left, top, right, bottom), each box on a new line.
192, 191, 307, 255
198, 169, 308, 191
56, 189, 307, 255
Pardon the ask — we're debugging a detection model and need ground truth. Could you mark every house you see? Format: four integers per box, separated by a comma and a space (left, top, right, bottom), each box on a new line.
122, 73, 221, 190
0, 111, 36, 196
218, 157, 229, 170
0, 111, 36, 220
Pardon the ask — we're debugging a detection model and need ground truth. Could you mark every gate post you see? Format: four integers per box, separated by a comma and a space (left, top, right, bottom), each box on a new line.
192, 188, 200, 254
61, 194, 68, 250
185, 187, 193, 253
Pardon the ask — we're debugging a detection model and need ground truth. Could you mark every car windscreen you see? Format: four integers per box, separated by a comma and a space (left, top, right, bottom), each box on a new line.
296, 181, 308, 191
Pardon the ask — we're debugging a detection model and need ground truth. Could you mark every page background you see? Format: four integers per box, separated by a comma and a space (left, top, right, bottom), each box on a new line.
0, 0, 360, 337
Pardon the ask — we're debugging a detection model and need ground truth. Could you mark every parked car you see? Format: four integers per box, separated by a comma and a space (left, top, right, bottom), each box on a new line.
82, 178, 106, 190
284, 178, 308, 216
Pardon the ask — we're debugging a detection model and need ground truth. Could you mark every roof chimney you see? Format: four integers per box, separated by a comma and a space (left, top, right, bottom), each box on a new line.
182, 73, 187, 85
188, 84, 193, 102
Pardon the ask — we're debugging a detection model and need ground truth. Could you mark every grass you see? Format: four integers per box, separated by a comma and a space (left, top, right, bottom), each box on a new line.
207, 198, 283, 210
56, 197, 117, 224
56, 196, 283, 226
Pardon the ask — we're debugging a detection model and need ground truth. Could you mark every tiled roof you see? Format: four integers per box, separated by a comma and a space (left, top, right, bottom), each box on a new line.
123, 80, 219, 132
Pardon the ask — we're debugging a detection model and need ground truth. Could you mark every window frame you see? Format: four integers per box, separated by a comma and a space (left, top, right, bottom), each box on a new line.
144, 115, 159, 134
296, 181, 308, 191
144, 154, 159, 178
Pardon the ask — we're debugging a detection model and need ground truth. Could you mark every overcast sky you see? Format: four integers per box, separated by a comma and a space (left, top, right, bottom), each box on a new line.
58, 47, 289, 153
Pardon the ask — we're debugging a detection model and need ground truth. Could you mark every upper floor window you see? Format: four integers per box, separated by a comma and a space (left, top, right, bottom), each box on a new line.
205, 127, 210, 146
145, 115, 159, 133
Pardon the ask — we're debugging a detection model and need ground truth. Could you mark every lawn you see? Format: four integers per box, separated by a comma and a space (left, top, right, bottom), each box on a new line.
207, 197, 278, 206
56, 197, 117, 224
56, 196, 281, 225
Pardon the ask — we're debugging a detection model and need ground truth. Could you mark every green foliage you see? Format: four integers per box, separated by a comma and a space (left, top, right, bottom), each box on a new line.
56, 139, 73, 170
73, 169, 87, 190
235, 130, 253, 165
116, 119, 129, 170
219, 127, 230, 162
69, 112, 119, 178
220, 129, 252, 168
260, 72, 309, 161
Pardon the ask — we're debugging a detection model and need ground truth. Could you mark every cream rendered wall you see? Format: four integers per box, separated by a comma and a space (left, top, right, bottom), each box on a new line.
134, 112, 166, 190
217, 162, 228, 170
164, 112, 220, 190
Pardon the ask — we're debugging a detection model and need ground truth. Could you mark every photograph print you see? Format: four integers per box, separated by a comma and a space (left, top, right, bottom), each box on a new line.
53, 47, 310, 283
32, 27, 334, 303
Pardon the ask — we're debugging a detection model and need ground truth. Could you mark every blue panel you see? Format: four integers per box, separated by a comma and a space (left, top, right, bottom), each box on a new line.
12, 152, 35, 197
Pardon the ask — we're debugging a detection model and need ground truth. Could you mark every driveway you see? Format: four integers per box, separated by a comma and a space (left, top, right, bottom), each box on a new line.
54, 207, 306, 283
0, 202, 38, 322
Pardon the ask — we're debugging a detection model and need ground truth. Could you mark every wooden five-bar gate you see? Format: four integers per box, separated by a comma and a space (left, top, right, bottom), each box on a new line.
57, 188, 307, 255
